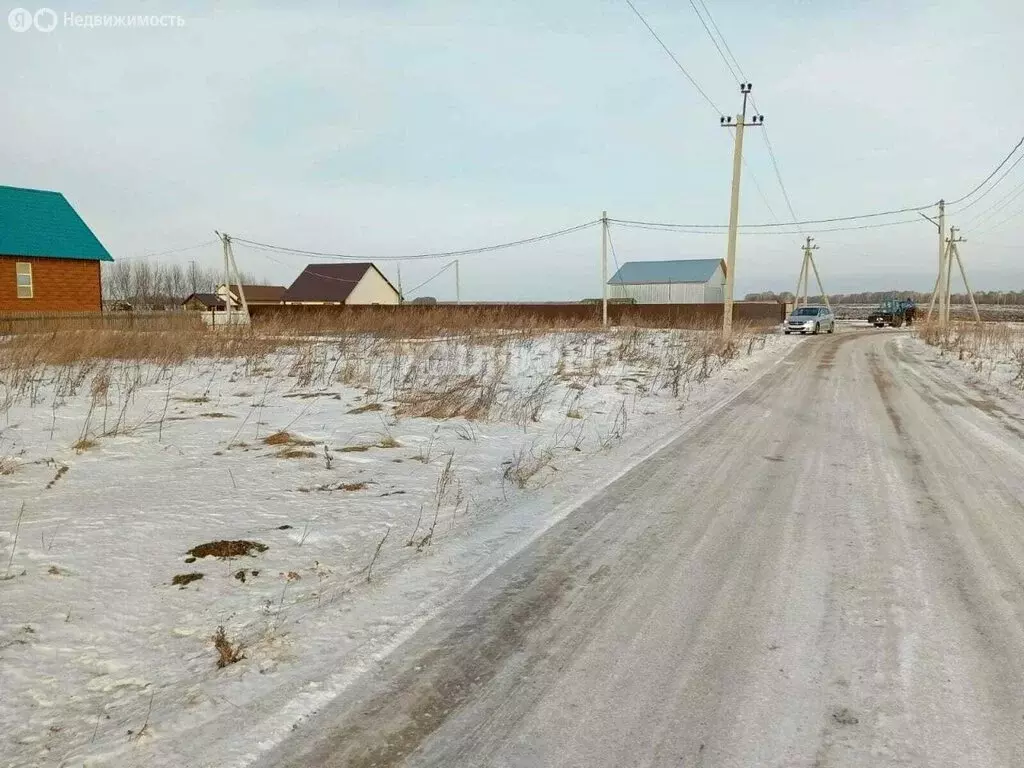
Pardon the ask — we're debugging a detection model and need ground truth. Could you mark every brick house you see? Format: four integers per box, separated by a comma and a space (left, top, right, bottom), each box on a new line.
0, 185, 112, 313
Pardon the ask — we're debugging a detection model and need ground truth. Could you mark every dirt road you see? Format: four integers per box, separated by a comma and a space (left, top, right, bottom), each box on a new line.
260, 330, 1024, 768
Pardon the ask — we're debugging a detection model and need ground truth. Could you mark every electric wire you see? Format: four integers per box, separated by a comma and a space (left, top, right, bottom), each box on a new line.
687, 0, 742, 83
230, 220, 601, 262
972, 184, 1024, 236
610, 217, 922, 235
954, 152, 1024, 220
623, 0, 722, 114
118, 240, 218, 261
964, 175, 1024, 231
688, 0, 803, 234
404, 261, 457, 297
945, 133, 1024, 207
694, 0, 747, 80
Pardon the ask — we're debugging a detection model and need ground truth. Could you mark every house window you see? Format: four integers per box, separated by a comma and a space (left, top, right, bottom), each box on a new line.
16, 262, 33, 299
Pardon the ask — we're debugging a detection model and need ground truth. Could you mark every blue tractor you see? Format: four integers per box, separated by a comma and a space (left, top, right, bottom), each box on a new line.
867, 298, 916, 328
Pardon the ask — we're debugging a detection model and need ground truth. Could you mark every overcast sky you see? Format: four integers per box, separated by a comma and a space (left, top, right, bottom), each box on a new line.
3, 0, 1023, 299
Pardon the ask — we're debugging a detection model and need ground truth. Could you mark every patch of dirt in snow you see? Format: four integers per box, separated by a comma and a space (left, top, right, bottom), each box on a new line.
187, 541, 268, 559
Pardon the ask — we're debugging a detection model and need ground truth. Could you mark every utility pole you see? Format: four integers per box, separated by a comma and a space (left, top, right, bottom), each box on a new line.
720, 83, 764, 338
455, 259, 461, 305
794, 236, 830, 309
947, 226, 981, 323
601, 210, 609, 327
396, 263, 403, 303
923, 200, 948, 328
219, 231, 231, 327
938, 199, 948, 327
217, 231, 248, 325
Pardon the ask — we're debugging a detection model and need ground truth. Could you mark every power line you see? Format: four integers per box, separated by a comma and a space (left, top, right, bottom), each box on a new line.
953, 151, 1024, 218
230, 220, 601, 262
623, 0, 722, 114
964, 174, 1024, 230
118, 240, 218, 261
687, 0, 741, 83
694, 0, 747, 80
404, 261, 457, 297
606, 225, 622, 277
609, 201, 934, 228
946, 132, 1024, 207
618, 0, 794, 240
610, 217, 923, 235
971, 184, 1024, 236
689, 0, 803, 233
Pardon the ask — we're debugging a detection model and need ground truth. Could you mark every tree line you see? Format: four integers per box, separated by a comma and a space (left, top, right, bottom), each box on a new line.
102, 260, 264, 309
744, 290, 1024, 305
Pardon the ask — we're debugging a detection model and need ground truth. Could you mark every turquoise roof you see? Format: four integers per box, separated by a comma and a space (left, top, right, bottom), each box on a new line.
0, 185, 112, 261
609, 259, 725, 284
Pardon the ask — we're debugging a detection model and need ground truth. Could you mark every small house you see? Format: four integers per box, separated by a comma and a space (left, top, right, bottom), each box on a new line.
608, 259, 726, 304
215, 284, 286, 308
182, 293, 226, 312
282, 263, 400, 305
0, 185, 112, 313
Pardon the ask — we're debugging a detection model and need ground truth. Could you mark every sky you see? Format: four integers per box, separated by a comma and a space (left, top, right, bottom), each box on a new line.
2, 0, 1023, 300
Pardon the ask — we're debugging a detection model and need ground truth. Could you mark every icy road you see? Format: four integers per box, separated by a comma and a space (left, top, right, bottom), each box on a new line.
260, 330, 1024, 768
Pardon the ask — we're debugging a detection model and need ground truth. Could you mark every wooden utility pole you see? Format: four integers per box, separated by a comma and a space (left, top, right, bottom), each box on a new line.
720, 83, 764, 339
455, 259, 461, 305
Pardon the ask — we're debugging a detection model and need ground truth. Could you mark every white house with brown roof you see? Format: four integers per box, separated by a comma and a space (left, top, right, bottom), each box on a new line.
282, 263, 400, 305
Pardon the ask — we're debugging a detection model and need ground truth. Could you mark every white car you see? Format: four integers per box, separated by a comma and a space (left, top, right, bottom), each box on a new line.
784, 305, 835, 335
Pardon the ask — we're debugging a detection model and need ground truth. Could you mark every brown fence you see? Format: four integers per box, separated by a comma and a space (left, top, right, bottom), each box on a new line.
0, 302, 785, 336
0, 311, 202, 334
247, 302, 785, 329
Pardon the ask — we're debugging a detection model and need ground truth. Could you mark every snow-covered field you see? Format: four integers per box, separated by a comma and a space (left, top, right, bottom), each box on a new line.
1, 327, 798, 768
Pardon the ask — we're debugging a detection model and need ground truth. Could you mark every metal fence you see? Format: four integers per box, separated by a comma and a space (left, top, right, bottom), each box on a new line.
0, 311, 203, 334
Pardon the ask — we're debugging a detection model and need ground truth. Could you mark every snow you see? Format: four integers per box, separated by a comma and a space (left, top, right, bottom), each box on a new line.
0, 328, 800, 767
906, 325, 1024, 408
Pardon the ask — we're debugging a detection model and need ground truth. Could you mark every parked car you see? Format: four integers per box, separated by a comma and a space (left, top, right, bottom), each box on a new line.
784, 305, 835, 335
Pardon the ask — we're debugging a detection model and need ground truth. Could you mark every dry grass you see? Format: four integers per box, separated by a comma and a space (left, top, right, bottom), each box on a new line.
276, 448, 317, 459
917, 320, 1024, 388
262, 431, 316, 447
347, 402, 383, 414
212, 626, 245, 668
72, 438, 99, 453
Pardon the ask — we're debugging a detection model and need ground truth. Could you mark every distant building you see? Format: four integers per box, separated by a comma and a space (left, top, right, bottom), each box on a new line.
215, 284, 286, 308
182, 293, 226, 312
608, 259, 726, 304
282, 263, 400, 305
0, 185, 112, 313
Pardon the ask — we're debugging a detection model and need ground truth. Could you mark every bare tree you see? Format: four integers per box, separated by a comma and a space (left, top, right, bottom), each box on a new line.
134, 261, 154, 309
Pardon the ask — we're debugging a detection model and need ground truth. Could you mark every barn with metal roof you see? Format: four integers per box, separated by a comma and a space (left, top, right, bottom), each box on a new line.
607, 259, 726, 304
